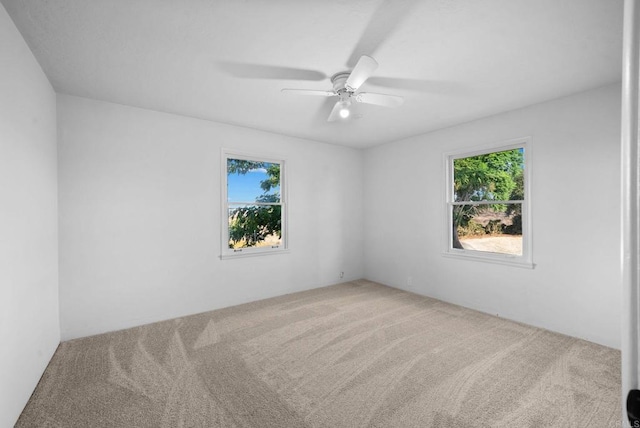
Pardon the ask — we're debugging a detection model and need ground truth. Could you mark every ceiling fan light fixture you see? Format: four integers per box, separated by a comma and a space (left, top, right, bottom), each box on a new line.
338, 100, 351, 119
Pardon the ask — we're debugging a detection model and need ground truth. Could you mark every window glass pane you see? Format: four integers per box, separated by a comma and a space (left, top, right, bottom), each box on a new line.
453, 148, 524, 202
227, 159, 281, 203
228, 204, 282, 249
452, 203, 522, 255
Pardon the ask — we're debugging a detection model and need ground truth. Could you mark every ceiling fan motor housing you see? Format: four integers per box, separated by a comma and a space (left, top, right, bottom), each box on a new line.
331, 72, 351, 92
331, 72, 354, 102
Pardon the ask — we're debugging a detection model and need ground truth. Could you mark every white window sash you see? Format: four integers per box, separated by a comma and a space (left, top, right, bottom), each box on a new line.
221, 151, 288, 259
443, 138, 533, 268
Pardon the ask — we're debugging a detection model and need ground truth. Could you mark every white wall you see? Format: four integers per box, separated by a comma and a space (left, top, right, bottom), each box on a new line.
364, 84, 621, 349
0, 5, 60, 426
57, 94, 364, 340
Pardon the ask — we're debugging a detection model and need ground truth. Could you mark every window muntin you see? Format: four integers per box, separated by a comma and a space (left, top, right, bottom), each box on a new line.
223, 154, 286, 256
446, 142, 531, 266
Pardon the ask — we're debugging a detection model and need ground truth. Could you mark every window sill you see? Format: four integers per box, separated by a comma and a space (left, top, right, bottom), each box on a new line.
442, 250, 535, 269
220, 248, 290, 260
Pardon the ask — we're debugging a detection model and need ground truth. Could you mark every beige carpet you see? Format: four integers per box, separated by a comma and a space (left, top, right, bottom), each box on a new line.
17, 280, 620, 427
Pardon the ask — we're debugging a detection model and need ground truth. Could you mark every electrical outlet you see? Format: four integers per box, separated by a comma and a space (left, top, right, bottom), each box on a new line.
407, 276, 413, 286
340, 271, 344, 279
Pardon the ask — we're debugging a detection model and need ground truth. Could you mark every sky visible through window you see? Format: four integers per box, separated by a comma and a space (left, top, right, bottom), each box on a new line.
228, 165, 280, 202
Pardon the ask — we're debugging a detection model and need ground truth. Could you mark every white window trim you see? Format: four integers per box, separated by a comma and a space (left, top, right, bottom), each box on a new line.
221, 150, 288, 259
442, 137, 534, 269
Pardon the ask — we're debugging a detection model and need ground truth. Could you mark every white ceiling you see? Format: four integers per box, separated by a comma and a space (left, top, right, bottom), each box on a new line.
2, 0, 623, 148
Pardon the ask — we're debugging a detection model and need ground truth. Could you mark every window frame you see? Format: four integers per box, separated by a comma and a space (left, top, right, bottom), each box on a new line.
221, 150, 288, 259
443, 138, 533, 268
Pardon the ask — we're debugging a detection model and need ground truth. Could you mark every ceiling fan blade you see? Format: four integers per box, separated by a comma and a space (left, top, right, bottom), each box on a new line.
316, 96, 339, 122
216, 61, 327, 81
327, 101, 344, 122
355, 92, 404, 108
281, 89, 337, 97
346, 55, 378, 91
367, 77, 466, 94
346, 0, 420, 68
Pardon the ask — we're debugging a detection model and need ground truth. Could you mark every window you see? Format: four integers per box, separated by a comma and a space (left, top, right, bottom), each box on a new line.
222, 152, 286, 258
444, 139, 532, 267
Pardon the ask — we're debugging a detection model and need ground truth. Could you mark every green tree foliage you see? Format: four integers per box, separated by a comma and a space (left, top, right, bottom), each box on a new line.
454, 149, 523, 201
227, 159, 281, 248
452, 149, 524, 247
261, 163, 280, 193
228, 205, 281, 247
227, 159, 264, 175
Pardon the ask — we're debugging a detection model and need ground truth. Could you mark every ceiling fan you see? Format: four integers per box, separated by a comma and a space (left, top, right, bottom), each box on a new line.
281, 55, 404, 122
